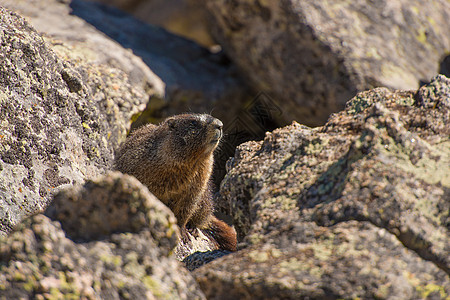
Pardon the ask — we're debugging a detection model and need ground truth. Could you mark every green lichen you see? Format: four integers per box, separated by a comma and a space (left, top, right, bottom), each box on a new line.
38, 87, 48, 100
99, 253, 123, 267
413, 190, 448, 227
278, 195, 297, 211
416, 28, 427, 44
270, 248, 282, 258
378, 137, 450, 187
261, 195, 296, 211
278, 258, 304, 272
248, 250, 269, 263
404, 271, 448, 299
393, 93, 415, 106
373, 282, 390, 298
142, 276, 166, 299
22, 279, 36, 293
311, 240, 334, 261
124, 253, 145, 279
278, 257, 323, 277
45, 271, 82, 299
0, 90, 9, 104
81, 122, 91, 130
416, 283, 448, 299
129, 102, 165, 131
346, 95, 375, 114
13, 271, 26, 281
165, 222, 177, 239
247, 233, 264, 245
304, 138, 327, 155
317, 181, 334, 196
426, 16, 439, 34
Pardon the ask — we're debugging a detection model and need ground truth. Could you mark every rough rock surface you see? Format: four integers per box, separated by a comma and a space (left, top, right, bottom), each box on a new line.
85, 0, 213, 46
0, 6, 149, 235
0, 172, 205, 299
66, 0, 250, 131
198, 0, 450, 126
47, 168, 221, 263
1, 0, 165, 97
194, 75, 450, 299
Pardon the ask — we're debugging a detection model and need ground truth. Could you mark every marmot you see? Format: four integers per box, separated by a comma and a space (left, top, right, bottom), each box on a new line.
114, 113, 237, 251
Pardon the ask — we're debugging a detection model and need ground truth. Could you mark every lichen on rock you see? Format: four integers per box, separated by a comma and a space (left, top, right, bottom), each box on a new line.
194, 75, 450, 299
196, 0, 450, 126
0, 6, 149, 235
0, 172, 205, 299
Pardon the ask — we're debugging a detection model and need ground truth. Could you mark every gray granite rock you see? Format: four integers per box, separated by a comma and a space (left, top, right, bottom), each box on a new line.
197, 0, 450, 126
0, 6, 149, 235
84, 0, 213, 46
0, 172, 205, 299
194, 75, 450, 299
66, 0, 250, 131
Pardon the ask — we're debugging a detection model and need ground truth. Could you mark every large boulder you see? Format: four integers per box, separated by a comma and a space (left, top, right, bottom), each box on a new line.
84, 0, 213, 46
194, 75, 450, 298
0, 172, 206, 299
0, 6, 149, 235
197, 0, 450, 126
66, 0, 250, 131
1, 0, 165, 97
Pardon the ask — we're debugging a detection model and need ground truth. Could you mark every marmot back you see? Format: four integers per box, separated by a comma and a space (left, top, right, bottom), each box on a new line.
114, 113, 237, 252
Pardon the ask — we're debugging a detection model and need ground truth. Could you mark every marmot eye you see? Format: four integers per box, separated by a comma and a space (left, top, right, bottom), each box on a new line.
189, 120, 200, 128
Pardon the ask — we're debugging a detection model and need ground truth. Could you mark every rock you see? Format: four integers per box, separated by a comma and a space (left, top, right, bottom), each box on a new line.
0, 172, 205, 299
66, 0, 250, 132
46, 172, 179, 248
175, 229, 225, 263
47, 170, 226, 265
193, 75, 450, 298
1, 0, 164, 96
0, 6, 149, 235
197, 0, 450, 126
84, 0, 213, 46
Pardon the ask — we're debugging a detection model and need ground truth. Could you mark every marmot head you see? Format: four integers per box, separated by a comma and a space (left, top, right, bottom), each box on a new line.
162, 114, 223, 161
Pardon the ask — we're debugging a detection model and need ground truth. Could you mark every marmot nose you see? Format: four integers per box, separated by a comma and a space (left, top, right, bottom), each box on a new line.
212, 119, 223, 131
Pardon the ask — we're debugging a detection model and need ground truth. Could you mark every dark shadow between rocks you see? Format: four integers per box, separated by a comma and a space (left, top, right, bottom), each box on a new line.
439, 54, 450, 78
182, 249, 232, 271
69, 0, 217, 87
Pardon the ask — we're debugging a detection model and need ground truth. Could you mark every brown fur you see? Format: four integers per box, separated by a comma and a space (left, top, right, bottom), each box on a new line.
114, 114, 237, 251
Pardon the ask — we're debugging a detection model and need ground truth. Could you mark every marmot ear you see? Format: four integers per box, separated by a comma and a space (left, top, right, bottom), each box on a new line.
167, 118, 176, 130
